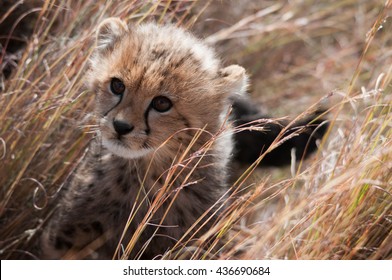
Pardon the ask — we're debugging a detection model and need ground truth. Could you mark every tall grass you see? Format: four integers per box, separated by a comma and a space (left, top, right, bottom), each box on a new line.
0, 0, 391, 259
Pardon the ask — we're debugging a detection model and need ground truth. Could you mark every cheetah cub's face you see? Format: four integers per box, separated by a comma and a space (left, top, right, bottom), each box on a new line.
88, 18, 248, 159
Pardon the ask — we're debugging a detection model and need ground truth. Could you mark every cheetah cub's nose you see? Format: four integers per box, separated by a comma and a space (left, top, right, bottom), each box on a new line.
113, 119, 134, 136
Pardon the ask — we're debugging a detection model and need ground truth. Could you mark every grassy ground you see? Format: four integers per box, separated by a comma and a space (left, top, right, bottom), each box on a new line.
0, 0, 391, 259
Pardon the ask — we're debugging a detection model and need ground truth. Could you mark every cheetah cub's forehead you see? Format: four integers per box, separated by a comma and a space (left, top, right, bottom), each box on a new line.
88, 18, 248, 159
136, 23, 219, 75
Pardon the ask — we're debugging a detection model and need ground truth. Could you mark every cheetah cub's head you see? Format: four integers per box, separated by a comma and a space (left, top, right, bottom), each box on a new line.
88, 18, 248, 159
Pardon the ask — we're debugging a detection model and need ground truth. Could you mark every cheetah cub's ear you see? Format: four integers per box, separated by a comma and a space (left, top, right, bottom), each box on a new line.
96, 17, 128, 50
219, 65, 249, 97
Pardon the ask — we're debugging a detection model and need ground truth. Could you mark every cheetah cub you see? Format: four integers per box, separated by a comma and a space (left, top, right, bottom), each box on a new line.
42, 18, 328, 260
41, 18, 248, 259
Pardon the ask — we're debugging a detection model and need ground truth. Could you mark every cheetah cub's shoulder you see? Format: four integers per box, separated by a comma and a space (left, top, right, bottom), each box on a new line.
41, 18, 248, 259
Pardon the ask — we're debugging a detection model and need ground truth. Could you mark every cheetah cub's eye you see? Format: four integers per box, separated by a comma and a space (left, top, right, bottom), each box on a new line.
110, 78, 125, 95
151, 96, 172, 113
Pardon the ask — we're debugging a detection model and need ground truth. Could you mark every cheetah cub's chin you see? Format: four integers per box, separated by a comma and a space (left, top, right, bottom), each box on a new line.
101, 137, 153, 159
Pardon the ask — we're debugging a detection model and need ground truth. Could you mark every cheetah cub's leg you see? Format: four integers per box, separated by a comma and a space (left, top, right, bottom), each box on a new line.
41, 190, 110, 259
41, 150, 114, 259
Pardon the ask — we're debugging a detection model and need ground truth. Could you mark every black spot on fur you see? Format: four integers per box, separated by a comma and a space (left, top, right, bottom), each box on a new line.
111, 209, 121, 221
174, 206, 186, 227
162, 68, 170, 78
136, 44, 143, 57
86, 196, 94, 202
116, 175, 124, 184
98, 208, 107, 215
162, 199, 170, 210
96, 169, 104, 178
121, 183, 130, 194
78, 223, 91, 233
179, 114, 191, 128
91, 221, 104, 235
111, 200, 121, 208
178, 217, 186, 227
54, 236, 73, 250
158, 79, 165, 91
101, 188, 111, 197
173, 55, 187, 68
151, 49, 167, 60
62, 225, 75, 237
151, 173, 159, 182
147, 194, 155, 202
135, 66, 147, 92
184, 186, 210, 204
88, 183, 94, 188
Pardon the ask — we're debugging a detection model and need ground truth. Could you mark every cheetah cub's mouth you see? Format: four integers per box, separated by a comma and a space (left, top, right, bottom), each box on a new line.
99, 116, 153, 159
